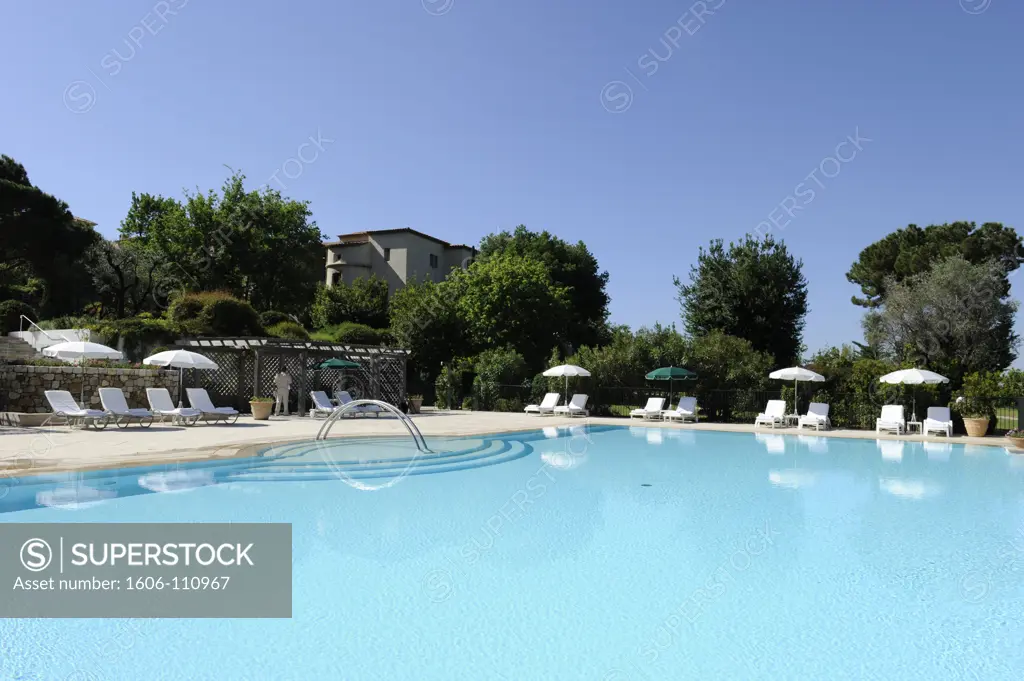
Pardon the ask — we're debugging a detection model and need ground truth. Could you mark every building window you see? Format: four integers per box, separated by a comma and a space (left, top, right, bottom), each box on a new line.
430, 254, 439, 269
384, 248, 391, 262
331, 272, 340, 286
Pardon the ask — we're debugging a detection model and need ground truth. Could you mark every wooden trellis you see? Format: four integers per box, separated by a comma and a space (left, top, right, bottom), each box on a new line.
172, 338, 409, 413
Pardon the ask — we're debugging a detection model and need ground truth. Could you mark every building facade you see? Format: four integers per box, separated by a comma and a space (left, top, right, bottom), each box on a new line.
324, 228, 476, 295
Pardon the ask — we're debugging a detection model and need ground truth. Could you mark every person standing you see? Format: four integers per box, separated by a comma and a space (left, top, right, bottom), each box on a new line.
273, 370, 292, 416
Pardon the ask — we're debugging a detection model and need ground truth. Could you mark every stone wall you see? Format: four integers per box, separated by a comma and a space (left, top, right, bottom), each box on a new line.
0, 365, 179, 413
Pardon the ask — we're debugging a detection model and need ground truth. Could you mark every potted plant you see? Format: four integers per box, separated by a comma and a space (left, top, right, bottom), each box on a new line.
953, 395, 991, 437
250, 396, 274, 421
1005, 429, 1024, 450
408, 394, 423, 414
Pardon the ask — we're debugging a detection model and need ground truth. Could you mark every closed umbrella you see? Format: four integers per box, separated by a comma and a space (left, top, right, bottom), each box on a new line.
43, 341, 123, 404
143, 350, 219, 407
769, 367, 825, 417
542, 364, 591, 403
645, 366, 697, 408
878, 368, 949, 422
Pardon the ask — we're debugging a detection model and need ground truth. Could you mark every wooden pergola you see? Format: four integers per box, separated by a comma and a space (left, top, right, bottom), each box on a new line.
171, 337, 409, 413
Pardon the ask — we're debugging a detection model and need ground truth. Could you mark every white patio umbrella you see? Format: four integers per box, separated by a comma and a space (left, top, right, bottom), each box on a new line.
878, 368, 949, 421
542, 364, 591, 403
769, 366, 825, 416
43, 341, 122, 361
43, 341, 123, 404
143, 350, 219, 407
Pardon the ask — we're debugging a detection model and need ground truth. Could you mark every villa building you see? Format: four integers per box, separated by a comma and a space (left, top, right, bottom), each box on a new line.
324, 228, 476, 295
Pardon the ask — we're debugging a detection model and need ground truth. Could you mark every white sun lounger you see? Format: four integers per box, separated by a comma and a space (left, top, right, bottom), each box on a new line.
630, 397, 666, 420
335, 390, 381, 417
43, 390, 110, 429
146, 388, 201, 426
876, 405, 905, 435
553, 394, 589, 418
99, 388, 155, 429
798, 402, 830, 431
309, 391, 339, 419
186, 388, 240, 424
754, 400, 787, 428
662, 396, 698, 422
923, 406, 953, 437
525, 393, 560, 415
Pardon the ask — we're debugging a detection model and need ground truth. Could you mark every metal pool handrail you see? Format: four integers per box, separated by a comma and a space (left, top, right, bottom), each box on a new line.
315, 399, 432, 453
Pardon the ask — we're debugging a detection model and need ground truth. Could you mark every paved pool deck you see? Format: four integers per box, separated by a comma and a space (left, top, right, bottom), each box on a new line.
0, 410, 1018, 477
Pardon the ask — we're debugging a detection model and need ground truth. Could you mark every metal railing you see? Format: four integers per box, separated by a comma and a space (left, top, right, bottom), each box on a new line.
315, 399, 432, 452
17, 315, 75, 343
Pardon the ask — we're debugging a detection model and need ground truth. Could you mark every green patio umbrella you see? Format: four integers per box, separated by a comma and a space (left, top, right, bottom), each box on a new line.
318, 358, 361, 369
316, 358, 361, 397
645, 366, 697, 408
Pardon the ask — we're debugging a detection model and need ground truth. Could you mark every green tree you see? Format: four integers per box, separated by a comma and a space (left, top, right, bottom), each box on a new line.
863, 256, 1018, 382
847, 221, 1023, 308
85, 239, 167, 318
310, 276, 389, 330
479, 226, 610, 351
453, 254, 571, 370
389, 276, 469, 387
675, 235, 807, 366
120, 173, 325, 314
0, 155, 100, 315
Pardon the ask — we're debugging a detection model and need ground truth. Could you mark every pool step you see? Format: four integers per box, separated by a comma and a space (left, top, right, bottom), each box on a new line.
227, 439, 530, 483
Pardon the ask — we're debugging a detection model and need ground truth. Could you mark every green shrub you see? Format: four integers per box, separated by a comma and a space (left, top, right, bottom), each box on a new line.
37, 315, 97, 330
259, 310, 294, 328
168, 291, 263, 337
494, 397, 525, 413
86, 316, 178, 362
266, 321, 310, 340
328, 322, 390, 345
0, 300, 38, 334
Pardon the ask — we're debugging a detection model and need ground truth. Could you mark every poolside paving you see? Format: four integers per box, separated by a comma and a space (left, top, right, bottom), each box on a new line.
0, 409, 1017, 477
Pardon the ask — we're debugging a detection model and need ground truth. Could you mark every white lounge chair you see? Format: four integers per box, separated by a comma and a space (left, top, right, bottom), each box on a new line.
754, 400, 787, 428
43, 390, 110, 429
798, 402, 830, 431
554, 394, 589, 418
186, 388, 240, 424
309, 391, 339, 419
630, 397, 665, 420
923, 406, 953, 437
146, 388, 201, 426
662, 396, 698, 422
876, 405, 905, 435
335, 390, 381, 417
525, 393, 560, 415
99, 388, 155, 429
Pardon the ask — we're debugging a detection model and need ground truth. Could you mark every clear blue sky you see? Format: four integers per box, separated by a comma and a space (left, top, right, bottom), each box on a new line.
4, 0, 1022, 359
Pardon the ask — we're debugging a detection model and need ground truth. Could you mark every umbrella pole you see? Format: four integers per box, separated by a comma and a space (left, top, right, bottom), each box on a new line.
178, 367, 184, 408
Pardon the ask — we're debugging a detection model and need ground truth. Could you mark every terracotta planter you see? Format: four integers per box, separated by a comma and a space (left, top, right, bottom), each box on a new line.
250, 401, 273, 421
962, 416, 990, 437
1005, 437, 1024, 451
409, 397, 423, 414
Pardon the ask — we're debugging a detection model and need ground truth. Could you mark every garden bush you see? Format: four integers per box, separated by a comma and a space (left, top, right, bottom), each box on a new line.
327, 322, 390, 346
259, 310, 294, 328
168, 291, 263, 337
266, 321, 310, 340
0, 300, 37, 334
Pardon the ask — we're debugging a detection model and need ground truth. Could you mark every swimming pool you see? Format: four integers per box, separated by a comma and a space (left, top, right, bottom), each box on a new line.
1, 425, 1022, 679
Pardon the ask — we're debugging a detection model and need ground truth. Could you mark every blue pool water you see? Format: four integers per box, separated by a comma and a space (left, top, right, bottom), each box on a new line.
2, 426, 1023, 680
